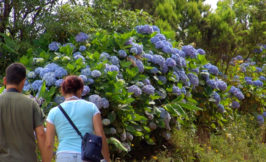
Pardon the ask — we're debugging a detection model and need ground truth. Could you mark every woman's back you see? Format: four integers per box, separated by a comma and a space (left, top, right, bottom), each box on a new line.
47, 99, 99, 153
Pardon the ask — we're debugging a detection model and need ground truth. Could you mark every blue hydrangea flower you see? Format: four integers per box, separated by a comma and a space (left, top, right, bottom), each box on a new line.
34, 67, 43, 75
165, 58, 176, 67
55, 67, 68, 78
155, 41, 164, 49
31, 80, 43, 91
172, 86, 181, 95
136, 25, 154, 34
211, 92, 221, 104
75, 32, 89, 42
217, 80, 227, 91
79, 45, 86, 51
100, 98, 109, 109
158, 76, 167, 84
171, 48, 179, 54
128, 85, 142, 97
151, 36, 160, 44
150, 67, 159, 74
187, 73, 199, 86
39, 68, 53, 78
88, 95, 102, 109
82, 86, 90, 96
162, 46, 173, 54
81, 68, 91, 77
45, 63, 60, 72
232, 101, 240, 109
55, 79, 63, 87
181, 87, 186, 95
182, 45, 197, 58
207, 79, 218, 89
73, 52, 82, 57
118, 50, 127, 58
100, 52, 110, 60
161, 63, 169, 74
136, 81, 144, 87
197, 48, 206, 55
257, 115, 264, 125
152, 25, 160, 33
252, 80, 263, 87
91, 70, 102, 78
177, 71, 190, 86
27, 71, 36, 79
48, 42, 60, 51
125, 37, 134, 45
152, 55, 165, 66
54, 96, 65, 104
217, 104, 225, 113
191, 68, 200, 74
23, 83, 31, 91
79, 75, 87, 83
105, 64, 119, 72
142, 85, 155, 95
229, 86, 245, 100
207, 65, 219, 76
130, 43, 143, 55
246, 80, 253, 85
181, 58, 187, 67
43, 72, 56, 86
74, 54, 85, 61
87, 78, 94, 85
136, 59, 144, 73
259, 76, 265, 81
143, 54, 153, 62
110, 56, 120, 65
143, 79, 151, 85
263, 112, 266, 118
256, 67, 262, 73
245, 77, 252, 81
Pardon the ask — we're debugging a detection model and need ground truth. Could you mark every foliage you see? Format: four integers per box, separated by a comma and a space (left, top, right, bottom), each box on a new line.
149, 114, 266, 161
1, 25, 258, 157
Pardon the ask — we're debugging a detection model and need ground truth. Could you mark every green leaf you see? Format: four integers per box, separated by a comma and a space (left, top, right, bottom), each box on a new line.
107, 111, 116, 123
0, 87, 5, 93
177, 102, 202, 111
107, 137, 128, 152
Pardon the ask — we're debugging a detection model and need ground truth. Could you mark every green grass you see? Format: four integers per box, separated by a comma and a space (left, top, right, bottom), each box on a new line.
146, 114, 266, 162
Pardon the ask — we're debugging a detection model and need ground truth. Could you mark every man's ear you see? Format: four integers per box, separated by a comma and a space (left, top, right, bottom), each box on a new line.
3, 77, 6, 86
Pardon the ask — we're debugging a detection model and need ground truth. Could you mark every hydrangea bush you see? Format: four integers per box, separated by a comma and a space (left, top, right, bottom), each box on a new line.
2, 25, 265, 156
226, 51, 266, 125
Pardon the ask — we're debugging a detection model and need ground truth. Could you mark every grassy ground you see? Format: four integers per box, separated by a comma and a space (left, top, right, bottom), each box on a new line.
143, 114, 266, 162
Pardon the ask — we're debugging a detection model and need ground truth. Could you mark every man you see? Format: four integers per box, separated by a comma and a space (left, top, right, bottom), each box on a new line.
0, 63, 46, 162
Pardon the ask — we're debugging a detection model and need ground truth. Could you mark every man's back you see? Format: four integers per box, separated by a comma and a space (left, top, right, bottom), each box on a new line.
0, 91, 44, 162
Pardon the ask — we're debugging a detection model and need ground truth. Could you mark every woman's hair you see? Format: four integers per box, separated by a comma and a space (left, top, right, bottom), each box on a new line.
61, 75, 84, 95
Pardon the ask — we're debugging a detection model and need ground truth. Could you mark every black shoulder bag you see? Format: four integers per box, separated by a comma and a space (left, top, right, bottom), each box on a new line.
58, 104, 103, 162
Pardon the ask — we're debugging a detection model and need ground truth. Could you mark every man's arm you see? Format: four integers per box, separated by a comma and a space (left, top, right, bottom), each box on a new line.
35, 125, 46, 162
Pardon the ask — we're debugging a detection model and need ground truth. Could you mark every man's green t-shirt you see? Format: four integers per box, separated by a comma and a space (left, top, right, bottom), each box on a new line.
0, 92, 45, 162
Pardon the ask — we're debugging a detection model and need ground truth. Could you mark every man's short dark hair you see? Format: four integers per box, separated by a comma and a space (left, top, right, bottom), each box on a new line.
5, 63, 26, 85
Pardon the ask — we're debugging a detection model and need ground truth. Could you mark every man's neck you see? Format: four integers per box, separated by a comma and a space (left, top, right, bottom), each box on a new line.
6, 85, 21, 93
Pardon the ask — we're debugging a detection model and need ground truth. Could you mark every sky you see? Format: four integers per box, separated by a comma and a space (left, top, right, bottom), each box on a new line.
204, 0, 219, 11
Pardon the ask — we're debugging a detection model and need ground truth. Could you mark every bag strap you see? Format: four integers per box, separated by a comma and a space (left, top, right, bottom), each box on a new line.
58, 104, 83, 139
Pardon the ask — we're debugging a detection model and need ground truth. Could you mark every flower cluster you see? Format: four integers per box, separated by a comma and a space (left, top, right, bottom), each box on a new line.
128, 85, 142, 97
75, 32, 89, 42
88, 94, 109, 109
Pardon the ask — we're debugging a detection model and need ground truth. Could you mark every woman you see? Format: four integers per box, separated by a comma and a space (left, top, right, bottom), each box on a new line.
44, 75, 110, 162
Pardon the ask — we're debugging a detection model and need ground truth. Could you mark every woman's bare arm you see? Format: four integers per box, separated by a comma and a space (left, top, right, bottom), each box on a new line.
44, 122, 56, 162
93, 113, 111, 162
